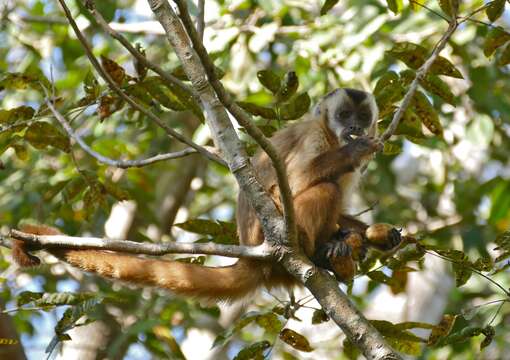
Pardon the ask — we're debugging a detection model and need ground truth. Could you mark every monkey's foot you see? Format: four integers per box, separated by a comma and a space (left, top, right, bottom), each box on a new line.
388, 228, 403, 248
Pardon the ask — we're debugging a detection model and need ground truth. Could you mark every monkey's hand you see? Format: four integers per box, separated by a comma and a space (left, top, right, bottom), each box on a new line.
311, 230, 368, 283
345, 136, 383, 165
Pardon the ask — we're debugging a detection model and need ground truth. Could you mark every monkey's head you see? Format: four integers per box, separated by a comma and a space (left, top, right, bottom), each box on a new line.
313, 88, 378, 145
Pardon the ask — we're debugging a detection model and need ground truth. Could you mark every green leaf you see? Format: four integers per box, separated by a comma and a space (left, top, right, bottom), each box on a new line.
46, 298, 102, 354
140, 77, 187, 111
452, 262, 472, 286
320, 0, 340, 15
279, 328, 313, 352
387, 42, 462, 78
486, 0, 506, 22
233, 341, 271, 360
12, 144, 29, 161
374, 71, 400, 96
280, 92, 311, 120
257, 70, 281, 94
237, 101, 277, 119
0, 106, 35, 125
428, 314, 457, 346
311, 309, 329, 324
385, 337, 422, 355
374, 78, 406, 118
438, 0, 459, 17
0, 70, 50, 92
370, 320, 426, 343
402, 70, 455, 105
175, 219, 237, 238
498, 43, 510, 66
386, 0, 403, 13
17, 291, 96, 307
276, 72, 299, 103
383, 142, 402, 155
83, 71, 100, 98
24, 122, 71, 152
411, 91, 443, 136
213, 311, 277, 348
483, 27, 510, 57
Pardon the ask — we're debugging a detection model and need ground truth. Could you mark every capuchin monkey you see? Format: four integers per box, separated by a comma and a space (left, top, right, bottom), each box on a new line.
12, 88, 401, 302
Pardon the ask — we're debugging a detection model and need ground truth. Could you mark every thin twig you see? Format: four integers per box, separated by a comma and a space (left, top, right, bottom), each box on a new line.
380, 19, 458, 142
56, 0, 225, 166
85, 1, 198, 101
427, 250, 510, 297
8, 229, 273, 259
197, 0, 205, 41
409, 0, 450, 22
44, 95, 217, 168
352, 201, 379, 217
173, 0, 298, 247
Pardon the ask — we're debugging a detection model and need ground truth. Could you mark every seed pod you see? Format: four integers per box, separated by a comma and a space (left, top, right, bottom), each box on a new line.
365, 223, 402, 250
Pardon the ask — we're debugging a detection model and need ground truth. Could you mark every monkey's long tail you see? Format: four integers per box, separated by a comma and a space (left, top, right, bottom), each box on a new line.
12, 225, 265, 302
52, 249, 264, 302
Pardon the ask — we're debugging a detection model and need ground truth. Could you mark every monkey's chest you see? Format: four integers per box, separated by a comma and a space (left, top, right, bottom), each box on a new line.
338, 171, 361, 210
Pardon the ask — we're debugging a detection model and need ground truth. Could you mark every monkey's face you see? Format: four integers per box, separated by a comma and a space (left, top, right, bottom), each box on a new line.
315, 88, 378, 145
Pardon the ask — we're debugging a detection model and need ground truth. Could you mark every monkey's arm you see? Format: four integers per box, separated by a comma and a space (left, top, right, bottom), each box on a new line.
305, 137, 381, 188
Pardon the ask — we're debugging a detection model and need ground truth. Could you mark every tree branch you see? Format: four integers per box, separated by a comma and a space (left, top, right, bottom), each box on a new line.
197, 0, 205, 41
84, 1, 199, 102
8, 230, 272, 259
146, 0, 285, 248
173, 0, 297, 246
45, 95, 224, 168
56, 0, 224, 166
146, 0, 401, 358
380, 19, 458, 142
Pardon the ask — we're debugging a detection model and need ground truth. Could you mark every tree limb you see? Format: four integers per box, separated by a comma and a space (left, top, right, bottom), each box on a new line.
84, 0, 199, 102
9, 230, 272, 259
56, 0, 224, 166
173, 0, 297, 246
146, 0, 285, 248
45, 96, 224, 168
380, 19, 458, 142
146, 0, 402, 358
197, 0, 205, 41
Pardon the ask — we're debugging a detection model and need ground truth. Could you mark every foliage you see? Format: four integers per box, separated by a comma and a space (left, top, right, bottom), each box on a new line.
1, 0, 510, 359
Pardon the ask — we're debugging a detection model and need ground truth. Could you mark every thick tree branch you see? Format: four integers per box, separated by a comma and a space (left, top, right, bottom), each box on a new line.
146, 0, 285, 247
45, 96, 224, 168
146, 1, 401, 358
173, 0, 297, 246
380, 19, 458, 142
9, 230, 272, 259
56, 0, 224, 166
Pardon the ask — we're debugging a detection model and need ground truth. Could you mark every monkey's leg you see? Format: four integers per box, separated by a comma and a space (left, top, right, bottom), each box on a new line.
292, 182, 342, 257
338, 214, 369, 233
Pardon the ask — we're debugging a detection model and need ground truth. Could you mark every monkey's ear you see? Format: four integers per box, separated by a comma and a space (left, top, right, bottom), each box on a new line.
313, 100, 328, 121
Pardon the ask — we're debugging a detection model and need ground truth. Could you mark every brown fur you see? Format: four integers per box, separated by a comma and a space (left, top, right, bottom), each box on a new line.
12, 88, 383, 301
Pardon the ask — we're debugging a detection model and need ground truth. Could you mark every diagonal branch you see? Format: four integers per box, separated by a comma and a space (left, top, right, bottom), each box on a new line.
197, 0, 205, 40
9, 230, 272, 259
56, 0, 224, 165
45, 96, 224, 168
147, 1, 401, 358
380, 19, 458, 142
84, 0, 199, 102
146, 0, 285, 250
173, 0, 297, 246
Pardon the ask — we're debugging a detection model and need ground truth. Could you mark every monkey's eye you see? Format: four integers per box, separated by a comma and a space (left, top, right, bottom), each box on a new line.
338, 110, 352, 118
359, 112, 371, 124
